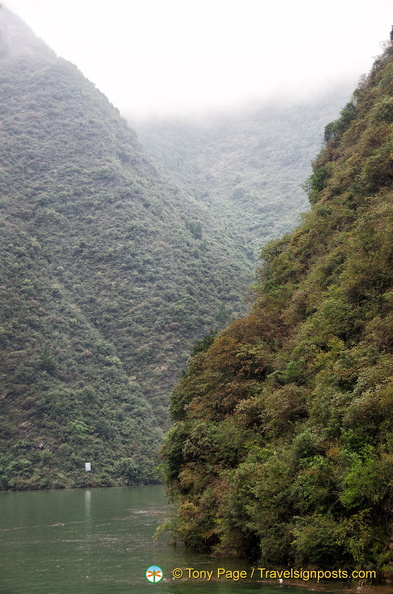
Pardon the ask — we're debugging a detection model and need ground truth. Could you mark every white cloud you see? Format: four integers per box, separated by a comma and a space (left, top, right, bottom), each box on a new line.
4, 0, 393, 117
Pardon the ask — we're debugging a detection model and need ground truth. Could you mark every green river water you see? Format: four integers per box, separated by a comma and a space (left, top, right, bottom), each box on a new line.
0, 485, 368, 594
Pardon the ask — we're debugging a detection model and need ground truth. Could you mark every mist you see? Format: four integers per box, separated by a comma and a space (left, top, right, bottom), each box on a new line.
4, 0, 393, 119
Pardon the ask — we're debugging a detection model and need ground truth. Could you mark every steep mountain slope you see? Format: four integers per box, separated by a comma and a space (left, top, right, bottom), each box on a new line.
0, 6, 251, 489
133, 89, 352, 262
162, 42, 393, 574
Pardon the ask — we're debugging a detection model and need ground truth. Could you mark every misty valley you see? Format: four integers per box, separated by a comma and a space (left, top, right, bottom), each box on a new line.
1, 4, 393, 591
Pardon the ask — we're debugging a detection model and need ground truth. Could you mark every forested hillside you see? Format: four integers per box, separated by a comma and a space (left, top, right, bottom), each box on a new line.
162, 42, 393, 575
133, 89, 352, 262
0, 6, 251, 489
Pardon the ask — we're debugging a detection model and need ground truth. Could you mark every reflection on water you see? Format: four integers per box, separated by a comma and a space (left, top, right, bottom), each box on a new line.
0, 485, 362, 594
85, 489, 92, 517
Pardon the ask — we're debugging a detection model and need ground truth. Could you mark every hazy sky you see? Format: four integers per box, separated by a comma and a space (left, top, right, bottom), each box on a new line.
4, 0, 393, 118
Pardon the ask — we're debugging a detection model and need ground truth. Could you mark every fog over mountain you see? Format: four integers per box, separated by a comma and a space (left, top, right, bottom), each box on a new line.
4, 0, 393, 118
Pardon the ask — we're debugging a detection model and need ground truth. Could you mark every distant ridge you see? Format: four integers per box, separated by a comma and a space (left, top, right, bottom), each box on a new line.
133, 85, 353, 262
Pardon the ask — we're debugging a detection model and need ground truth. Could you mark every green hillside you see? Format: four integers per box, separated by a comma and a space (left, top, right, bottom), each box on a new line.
133, 89, 352, 262
162, 41, 393, 575
0, 6, 251, 489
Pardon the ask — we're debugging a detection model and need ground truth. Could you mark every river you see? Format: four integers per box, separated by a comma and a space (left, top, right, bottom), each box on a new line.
0, 485, 376, 594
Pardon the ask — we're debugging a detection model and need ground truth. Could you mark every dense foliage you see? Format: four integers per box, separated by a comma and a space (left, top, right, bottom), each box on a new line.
162, 43, 393, 575
0, 7, 252, 489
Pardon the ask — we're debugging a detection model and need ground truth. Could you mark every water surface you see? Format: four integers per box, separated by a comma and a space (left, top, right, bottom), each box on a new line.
0, 485, 360, 593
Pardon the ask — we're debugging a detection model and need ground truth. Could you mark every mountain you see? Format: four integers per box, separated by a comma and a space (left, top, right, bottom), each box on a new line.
0, 6, 252, 489
161, 41, 393, 575
132, 88, 353, 263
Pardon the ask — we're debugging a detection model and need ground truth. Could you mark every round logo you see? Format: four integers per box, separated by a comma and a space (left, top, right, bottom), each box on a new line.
146, 565, 164, 583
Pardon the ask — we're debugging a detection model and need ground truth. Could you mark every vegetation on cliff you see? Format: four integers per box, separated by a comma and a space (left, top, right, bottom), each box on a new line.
162, 42, 393, 573
0, 6, 251, 489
